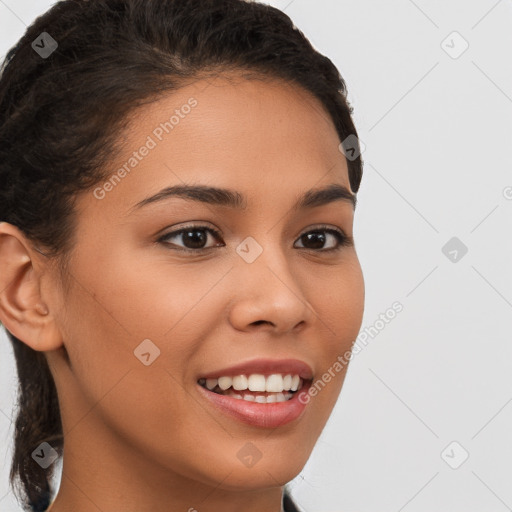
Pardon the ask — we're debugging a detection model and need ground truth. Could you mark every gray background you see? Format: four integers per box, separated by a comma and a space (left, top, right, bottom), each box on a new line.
1, 1, 511, 511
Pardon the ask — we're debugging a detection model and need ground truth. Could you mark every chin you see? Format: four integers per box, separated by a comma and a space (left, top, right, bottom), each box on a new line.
213, 462, 306, 492
205, 441, 313, 491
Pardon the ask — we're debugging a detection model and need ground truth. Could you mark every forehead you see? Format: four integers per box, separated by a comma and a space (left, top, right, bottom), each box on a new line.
123, 70, 345, 167
78, 71, 352, 220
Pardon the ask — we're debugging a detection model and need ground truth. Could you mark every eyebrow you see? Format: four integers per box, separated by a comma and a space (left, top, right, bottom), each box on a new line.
129, 182, 356, 213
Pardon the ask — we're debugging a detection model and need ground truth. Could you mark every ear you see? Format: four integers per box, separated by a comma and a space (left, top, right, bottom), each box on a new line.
0, 221, 63, 351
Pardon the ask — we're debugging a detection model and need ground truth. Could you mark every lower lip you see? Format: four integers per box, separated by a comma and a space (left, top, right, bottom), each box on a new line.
197, 381, 312, 429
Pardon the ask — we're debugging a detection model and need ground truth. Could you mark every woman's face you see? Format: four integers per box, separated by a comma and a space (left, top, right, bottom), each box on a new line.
44, 72, 365, 494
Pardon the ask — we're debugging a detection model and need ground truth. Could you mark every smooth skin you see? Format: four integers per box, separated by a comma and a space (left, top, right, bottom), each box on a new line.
0, 71, 365, 512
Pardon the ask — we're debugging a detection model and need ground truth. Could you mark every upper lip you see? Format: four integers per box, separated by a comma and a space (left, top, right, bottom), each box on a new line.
198, 358, 314, 381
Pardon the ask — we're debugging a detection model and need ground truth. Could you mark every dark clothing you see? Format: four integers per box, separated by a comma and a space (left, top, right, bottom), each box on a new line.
283, 490, 302, 512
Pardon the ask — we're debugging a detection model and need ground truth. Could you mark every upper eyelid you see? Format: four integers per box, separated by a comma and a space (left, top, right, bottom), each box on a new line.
158, 223, 346, 238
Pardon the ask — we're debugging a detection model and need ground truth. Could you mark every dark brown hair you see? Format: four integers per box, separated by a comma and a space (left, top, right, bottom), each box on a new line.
0, 0, 363, 510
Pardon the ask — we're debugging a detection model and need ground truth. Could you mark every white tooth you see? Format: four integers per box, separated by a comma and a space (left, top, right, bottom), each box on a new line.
205, 378, 218, 390
266, 374, 284, 392
290, 375, 300, 391
232, 375, 248, 391
248, 374, 266, 392
255, 395, 267, 403
230, 392, 243, 400
266, 394, 277, 403
243, 394, 256, 402
275, 392, 286, 403
283, 375, 292, 391
218, 376, 232, 390
284, 392, 293, 400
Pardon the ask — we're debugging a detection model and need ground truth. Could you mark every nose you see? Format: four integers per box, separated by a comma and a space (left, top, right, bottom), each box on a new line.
227, 243, 315, 334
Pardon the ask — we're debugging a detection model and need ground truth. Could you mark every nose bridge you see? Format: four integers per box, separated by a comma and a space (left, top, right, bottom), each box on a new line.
237, 232, 301, 293
229, 232, 313, 331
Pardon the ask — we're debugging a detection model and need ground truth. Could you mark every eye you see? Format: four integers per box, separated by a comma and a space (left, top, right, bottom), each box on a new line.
157, 224, 353, 253
294, 225, 354, 252
157, 225, 224, 252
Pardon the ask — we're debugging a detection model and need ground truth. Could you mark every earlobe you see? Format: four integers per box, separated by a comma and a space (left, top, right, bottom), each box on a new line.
35, 302, 50, 315
0, 222, 63, 352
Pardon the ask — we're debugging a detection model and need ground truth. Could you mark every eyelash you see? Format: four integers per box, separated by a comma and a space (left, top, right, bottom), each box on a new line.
157, 224, 353, 254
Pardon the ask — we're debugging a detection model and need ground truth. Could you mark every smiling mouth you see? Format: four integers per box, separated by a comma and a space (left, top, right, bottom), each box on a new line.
197, 374, 307, 404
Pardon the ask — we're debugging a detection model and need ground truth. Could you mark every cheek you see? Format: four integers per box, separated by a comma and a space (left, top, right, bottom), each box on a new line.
58, 272, 227, 480
310, 259, 365, 344
58, 251, 237, 427
305, 261, 364, 400
79, 248, 228, 342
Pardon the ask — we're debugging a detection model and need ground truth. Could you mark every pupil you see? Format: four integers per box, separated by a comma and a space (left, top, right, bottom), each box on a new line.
303, 231, 325, 249
184, 230, 207, 249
